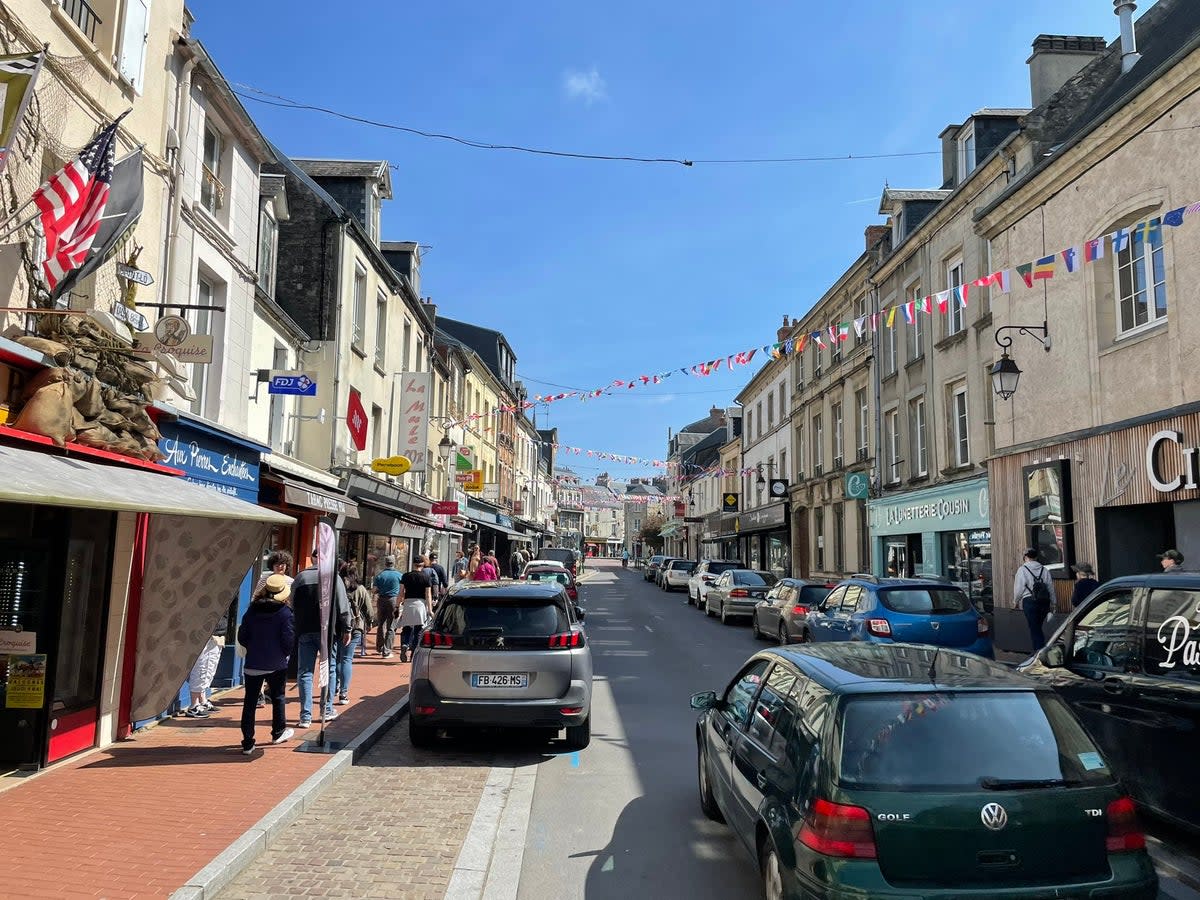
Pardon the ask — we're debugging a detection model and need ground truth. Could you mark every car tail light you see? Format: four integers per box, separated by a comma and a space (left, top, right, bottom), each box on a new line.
702, 574, 716, 583
729, 588, 749, 598
797, 799, 877, 859
548, 631, 586, 648
977, 616, 990, 635
867, 618, 892, 636
414, 705, 437, 716
420, 631, 454, 648
567, 585, 578, 600
791, 605, 809, 616
1106, 797, 1146, 852
560, 706, 584, 715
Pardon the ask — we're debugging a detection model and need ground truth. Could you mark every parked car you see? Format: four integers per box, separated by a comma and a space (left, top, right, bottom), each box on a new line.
705, 569, 778, 624
661, 559, 696, 592
1020, 571, 1200, 835
535, 547, 578, 576
687, 559, 745, 608
751, 578, 837, 644
803, 576, 993, 658
408, 581, 592, 750
520, 562, 581, 609
644, 554, 667, 581
691, 644, 1158, 900
655, 557, 680, 587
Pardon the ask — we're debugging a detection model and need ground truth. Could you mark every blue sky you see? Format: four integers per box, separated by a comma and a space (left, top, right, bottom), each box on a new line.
193, 0, 1124, 481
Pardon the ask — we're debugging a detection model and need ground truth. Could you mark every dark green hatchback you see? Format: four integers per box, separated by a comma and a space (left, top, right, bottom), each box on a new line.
691, 643, 1158, 899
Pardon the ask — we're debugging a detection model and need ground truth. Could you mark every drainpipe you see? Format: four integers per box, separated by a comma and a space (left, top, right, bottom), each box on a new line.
1113, 1, 1141, 73
161, 44, 198, 296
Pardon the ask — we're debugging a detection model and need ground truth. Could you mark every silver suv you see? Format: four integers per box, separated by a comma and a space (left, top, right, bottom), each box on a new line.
408, 581, 593, 749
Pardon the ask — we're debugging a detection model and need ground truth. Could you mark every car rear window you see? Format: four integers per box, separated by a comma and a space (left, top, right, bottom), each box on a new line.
799, 586, 832, 606
438, 597, 569, 637
734, 571, 778, 586
839, 692, 1113, 791
524, 571, 570, 586
879, 587, 971, 615
669, 561, 696, 572
707, 561, 743, 575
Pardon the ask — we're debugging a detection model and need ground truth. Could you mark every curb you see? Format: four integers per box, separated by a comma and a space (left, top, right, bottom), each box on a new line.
1149, 836, 1200, 894
169, 693, 410, 900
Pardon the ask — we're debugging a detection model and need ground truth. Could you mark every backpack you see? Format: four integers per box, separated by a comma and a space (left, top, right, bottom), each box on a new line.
1025, 565, 1053, 605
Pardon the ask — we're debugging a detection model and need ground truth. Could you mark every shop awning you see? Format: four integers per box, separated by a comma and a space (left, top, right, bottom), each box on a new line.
659, 524, 681, 538
0, 443, 291, 523
271, 474, 360, 519
480, 521, 533, 541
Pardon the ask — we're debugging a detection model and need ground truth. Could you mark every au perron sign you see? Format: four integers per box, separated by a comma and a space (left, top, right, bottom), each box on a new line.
399, 373, 431, 472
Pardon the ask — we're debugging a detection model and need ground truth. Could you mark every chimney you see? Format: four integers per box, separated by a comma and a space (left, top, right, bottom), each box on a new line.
1113, 1, 1141, 73
865, 225, 890, 251
1027, 34, 1107, 106
776, 314, 791, 342
421, 299, 437, 324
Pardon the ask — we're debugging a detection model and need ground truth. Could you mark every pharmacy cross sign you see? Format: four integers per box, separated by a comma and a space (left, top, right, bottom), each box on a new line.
346, 390, 368, 452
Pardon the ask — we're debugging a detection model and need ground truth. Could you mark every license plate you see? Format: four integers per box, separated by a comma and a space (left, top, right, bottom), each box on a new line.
470, 672, 529, 688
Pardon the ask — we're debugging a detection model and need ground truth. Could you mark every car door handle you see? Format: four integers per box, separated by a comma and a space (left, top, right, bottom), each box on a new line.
1102, 676, 1128, 695
755, 772, 768, 790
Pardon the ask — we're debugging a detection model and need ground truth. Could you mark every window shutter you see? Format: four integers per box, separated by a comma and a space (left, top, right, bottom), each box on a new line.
118, 0, 151, 92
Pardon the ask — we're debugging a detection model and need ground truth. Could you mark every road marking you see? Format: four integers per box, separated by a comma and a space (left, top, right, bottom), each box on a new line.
570, 752, 580, 768
643, 625, 653, 633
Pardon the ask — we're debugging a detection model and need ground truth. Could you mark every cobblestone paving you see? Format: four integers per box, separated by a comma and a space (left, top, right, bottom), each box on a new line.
217, 723, 495, 900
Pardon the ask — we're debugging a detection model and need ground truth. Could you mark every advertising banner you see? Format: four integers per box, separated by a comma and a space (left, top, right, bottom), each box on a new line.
399, 373, 432, 471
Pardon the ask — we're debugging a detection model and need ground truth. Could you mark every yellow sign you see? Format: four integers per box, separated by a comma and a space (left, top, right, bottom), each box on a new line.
371, 456, 412, 476
6, 654, 47, 709
464, 468, 484, 493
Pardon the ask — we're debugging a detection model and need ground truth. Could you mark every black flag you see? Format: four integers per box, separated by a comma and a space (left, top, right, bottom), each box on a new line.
51, 147, 144, 301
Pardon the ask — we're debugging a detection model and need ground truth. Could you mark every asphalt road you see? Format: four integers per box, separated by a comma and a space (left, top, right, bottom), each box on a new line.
518, 560, 766, 900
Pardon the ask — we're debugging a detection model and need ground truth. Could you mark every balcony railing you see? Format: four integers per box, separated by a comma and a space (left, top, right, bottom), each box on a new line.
62, 0, 101, 42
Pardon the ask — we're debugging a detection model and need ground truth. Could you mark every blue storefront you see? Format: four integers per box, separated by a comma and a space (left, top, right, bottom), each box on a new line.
156, 412, 267, 709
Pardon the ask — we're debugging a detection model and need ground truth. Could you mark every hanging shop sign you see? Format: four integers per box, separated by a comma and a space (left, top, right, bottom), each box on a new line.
132, 314, 213, 364
845, 471, 870, 499
455, 472, 474, 484
768, 479, 789, 499
431, 501, 459, 516
346, 390, 368, 452
268, 372, 318, 396
110, 301, 149, 331
464, 469, 484, 493
398, 373, 431, 472
5, 653, 47, 708
869, 477, 990, 536
370, 455, 412, 476
722, 493, 739, 513
456, 446, 475, 472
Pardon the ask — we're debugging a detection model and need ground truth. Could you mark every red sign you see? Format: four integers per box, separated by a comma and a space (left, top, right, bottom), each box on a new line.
346, 390, 368, 451
431, 501, 459, 516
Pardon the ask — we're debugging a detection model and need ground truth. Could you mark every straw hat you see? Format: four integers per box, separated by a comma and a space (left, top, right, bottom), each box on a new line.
264, 572, 292, 602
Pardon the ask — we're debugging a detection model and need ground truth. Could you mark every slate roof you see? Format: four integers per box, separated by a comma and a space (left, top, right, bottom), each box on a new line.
437, 317, 516, 392
291, 159, 393, 199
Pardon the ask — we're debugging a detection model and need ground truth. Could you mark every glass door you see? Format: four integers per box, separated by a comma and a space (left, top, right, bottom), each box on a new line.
884, 541, 908, 578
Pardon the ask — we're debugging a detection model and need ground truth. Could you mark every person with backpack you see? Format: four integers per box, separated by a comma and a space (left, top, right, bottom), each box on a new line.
339, 564, 374, 700
421, 556, 443, 613
1013, 548, 1055, 651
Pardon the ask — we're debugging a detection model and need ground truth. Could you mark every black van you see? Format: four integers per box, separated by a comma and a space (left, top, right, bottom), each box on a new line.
1019, 571, 1200, 834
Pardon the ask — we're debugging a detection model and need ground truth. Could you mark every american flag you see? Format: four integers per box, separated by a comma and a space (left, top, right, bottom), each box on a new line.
32, 118, 121, 291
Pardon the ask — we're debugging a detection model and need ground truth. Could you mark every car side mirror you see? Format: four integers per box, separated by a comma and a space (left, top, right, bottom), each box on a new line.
690, 690, 718, 710
1042, 642, 1066, 668
576, 606, 587, 622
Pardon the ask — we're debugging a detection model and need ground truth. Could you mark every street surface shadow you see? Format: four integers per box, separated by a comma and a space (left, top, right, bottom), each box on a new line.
355, 721, 555, 769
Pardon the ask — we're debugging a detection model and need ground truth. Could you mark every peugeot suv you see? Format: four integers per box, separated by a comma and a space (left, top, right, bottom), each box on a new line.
692, 644, 1157, 899
409, 581, 592, 750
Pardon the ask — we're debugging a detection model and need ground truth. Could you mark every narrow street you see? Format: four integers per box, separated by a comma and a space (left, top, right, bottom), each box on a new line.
217, 559, 1198, 899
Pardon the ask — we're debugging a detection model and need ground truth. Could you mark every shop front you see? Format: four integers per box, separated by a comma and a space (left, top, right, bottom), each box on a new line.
734, 502, 790, 578
869, 476, 992, 610
259, 458, 360, 575
464, 499, 533, 575
156, 413, 267, 696
989, 404, 1200, 652
699, 511, 723, 560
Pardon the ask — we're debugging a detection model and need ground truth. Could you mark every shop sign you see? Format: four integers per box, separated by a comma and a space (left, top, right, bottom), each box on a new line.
0, 629, 35, 653
431, 501, 459, 515
131, 315, 214, 364
1145, 429, 1200, 493
737, 501, 787, 532
370, 455, 412, 476
1156, 616, 1199, 671
870, 479, 990, 534
456, 446, 475, 472
845, 471, 870, 499
968, 530, 992, 546
268, 372, 318, 396
464, 469, 484, 493
455, 472, 473, 484
5, 653, 47, 708
497, 514, 514, 529
346, 390, 368, 452
281, 484, 355, 517
158, 421, 261, 502
722, 493, 739, 513
398, 373, 431, 472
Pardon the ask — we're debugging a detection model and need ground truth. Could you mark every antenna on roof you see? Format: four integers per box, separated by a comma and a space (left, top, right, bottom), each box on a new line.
928, 646, 940, 685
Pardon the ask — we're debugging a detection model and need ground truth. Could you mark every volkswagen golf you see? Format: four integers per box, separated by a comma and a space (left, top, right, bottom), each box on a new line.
691, 643, 1157, 899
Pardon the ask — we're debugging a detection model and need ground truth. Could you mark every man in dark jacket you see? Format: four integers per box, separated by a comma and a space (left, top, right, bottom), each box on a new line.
291, 550, 352, 728
238, 574, 296, 754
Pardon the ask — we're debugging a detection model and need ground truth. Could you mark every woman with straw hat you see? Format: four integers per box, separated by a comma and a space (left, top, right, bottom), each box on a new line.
237, 573, 296, 755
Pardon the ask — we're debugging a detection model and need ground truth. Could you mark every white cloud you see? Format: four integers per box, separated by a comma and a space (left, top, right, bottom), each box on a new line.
563, 67, 607, 105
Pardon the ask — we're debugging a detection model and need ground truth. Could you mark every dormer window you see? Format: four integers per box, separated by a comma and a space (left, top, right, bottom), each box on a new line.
957, 124, 976, 181
367, 186, 379, 241
891, 207, 904, 244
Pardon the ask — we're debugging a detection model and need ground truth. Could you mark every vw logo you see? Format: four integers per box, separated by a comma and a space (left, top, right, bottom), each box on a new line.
981, 803, 1008, 831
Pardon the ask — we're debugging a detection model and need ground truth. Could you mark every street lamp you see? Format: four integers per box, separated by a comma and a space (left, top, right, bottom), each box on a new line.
437, 434, 453, 460
991, 322, 1051, 401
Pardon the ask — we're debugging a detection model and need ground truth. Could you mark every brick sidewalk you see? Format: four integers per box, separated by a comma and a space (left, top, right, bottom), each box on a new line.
0, 639, 411, 900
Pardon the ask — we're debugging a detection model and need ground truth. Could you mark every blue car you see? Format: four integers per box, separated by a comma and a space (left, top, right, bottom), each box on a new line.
801, 576, 994, 657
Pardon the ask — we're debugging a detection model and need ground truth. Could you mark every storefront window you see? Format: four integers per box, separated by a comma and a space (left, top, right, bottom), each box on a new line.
767, 535, 788, 578
747, 539, 761, 571
1024, 461, 1073, 574
940, 530, 992, 614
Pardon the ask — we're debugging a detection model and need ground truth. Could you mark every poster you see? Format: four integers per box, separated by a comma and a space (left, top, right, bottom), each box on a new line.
6, 653, 47, 708
316, 522, 335, 691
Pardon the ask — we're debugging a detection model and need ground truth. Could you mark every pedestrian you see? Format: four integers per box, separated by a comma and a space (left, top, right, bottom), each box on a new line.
184, 606, 227, 718
398, 557, 432, 663
237, 573, 296, 755
251, 550, 294, 708
373, 554, 402, 659
427, 552, 448, 610
452, 548, 469, 583
509, 547, 524, 579
421, 555, 443, 613
1013, 548, 1055, 652
473, 553, 499, 582
291, 547, 352, 728
1158, 548, 1185, 571
468, 545, 482, 578
1070, 563, 1100, 608
621, 548, 629, 568
338, 564, 373, 703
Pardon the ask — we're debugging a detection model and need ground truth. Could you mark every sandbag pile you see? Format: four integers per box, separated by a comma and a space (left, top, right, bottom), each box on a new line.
7, 316, 166, 461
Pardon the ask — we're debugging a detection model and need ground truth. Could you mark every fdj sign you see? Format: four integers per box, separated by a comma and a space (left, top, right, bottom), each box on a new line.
268, 372, 317, 396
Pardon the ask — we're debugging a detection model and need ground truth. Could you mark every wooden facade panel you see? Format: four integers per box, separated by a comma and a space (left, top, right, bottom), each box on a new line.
989, 410, 1200, 612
